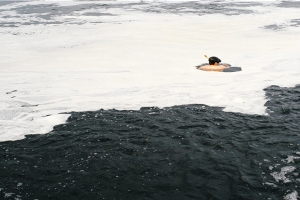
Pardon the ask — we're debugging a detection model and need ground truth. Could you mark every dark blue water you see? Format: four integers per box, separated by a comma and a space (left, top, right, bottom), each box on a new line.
1, 85, 300, 200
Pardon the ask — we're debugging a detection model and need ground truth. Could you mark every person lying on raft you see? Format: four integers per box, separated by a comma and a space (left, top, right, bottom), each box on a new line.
198, 56, 231, 72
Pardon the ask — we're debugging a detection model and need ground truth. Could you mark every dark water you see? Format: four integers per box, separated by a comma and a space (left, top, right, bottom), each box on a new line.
1, 85, 300, 200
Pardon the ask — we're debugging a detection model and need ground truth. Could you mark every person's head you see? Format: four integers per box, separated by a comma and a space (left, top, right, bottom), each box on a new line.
208, 56, 221, 65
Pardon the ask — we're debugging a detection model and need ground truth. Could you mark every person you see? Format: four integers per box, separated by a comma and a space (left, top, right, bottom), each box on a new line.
197, 56, 231, 72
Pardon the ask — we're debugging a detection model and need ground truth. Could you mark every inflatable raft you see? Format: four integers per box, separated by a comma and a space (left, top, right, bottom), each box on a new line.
196, 63, 242, 72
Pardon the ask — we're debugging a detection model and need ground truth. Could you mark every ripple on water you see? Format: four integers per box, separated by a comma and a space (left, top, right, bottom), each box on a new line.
0, 85, 300, 199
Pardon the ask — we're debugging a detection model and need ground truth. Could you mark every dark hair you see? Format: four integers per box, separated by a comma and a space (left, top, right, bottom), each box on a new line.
208, 56, 221, 65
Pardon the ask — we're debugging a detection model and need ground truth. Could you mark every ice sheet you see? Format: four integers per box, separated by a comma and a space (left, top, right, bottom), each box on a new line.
1, 0, 300, 141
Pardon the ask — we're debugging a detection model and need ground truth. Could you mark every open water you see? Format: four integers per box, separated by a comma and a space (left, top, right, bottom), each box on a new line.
1, 85, 300, 199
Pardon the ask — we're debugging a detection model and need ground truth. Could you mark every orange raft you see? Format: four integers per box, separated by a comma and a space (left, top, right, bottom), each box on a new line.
196, 64, 242, 72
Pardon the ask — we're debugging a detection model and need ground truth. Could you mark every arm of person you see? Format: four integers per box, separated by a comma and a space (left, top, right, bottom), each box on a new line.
220, 63, 231, 68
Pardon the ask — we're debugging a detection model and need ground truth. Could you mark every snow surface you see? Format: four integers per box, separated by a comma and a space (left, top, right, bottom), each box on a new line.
1, 0, 300, 141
